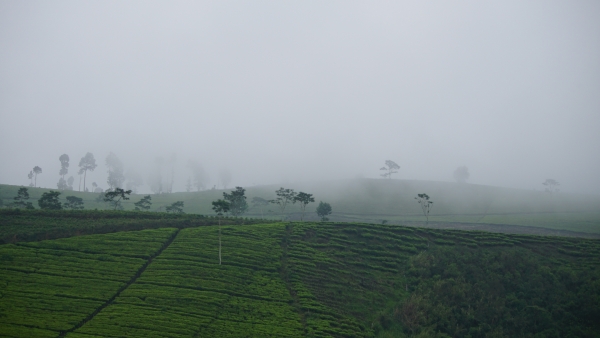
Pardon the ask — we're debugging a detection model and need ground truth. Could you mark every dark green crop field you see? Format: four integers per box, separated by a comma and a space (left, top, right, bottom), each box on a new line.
1, 213, 599, 337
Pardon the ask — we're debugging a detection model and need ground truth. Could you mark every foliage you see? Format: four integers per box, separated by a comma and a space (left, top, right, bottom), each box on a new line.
223, 186, 248, 216
271, 187, 296, 220
103, 188, 132, 210
380, 160, 400, 179
316, 201, 332, 221
453, 166, 470, 183
165, 201, 185, 214
415, 193, 433, 223
64, 196, 85, 210
11, 187, 34, 209
134, 195, 152, 211
294, 192, 315, 221
38, 190, 62, 210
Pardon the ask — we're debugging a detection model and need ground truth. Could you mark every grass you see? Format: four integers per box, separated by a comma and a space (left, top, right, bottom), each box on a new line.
1, 214, 599, 337
2, 179, 600, 234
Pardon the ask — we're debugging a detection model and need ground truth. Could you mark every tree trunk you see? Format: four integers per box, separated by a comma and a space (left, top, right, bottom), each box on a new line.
218, 217, 221, 265
83, 170, 87, 192
34, 174, 37, 187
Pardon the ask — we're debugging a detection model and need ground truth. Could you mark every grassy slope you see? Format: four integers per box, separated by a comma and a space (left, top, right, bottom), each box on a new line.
1, 216, 599, 337
2, 179, 600, 234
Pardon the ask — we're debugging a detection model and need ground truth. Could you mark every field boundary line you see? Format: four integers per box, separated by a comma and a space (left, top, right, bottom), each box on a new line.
57, 228, 181, 338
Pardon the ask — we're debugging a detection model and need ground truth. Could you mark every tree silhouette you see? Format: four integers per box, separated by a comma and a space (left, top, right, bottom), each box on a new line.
103, 188, 132, 210
166, 201, 184, 213
64, 196, 84, 210
134, 195, 152, 211
316, 201, 332, 221
415, 193, 433, 224
38, 191, 62, 210
542, 179, 560, 193
78, 153, 97, 192
32, 166, 42, 187
223, 187, 248, 216
380, 160, 400, 179
270, 188, 297, 221
453, 166, 470, 183
295, 192, 315, 221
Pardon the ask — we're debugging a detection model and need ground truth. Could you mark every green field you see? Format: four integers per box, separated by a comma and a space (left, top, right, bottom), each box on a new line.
1, 213, 599, 337
2, 179, 600, 235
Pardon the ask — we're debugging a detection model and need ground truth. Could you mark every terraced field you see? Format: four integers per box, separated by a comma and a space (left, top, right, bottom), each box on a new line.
1, 220, 599, 337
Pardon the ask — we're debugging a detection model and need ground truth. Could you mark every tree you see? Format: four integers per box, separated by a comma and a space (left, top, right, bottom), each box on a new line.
134, 195, 152, 211
294, 192, 315, 221
106, 152, 125, 190
11, 187, 34, 209
219, 169, 232, 189
270, 188, 297, 221
78, 153, 97, 192
415, 193, 433, 224
543, 179, 560, 193
32, 166, 42, 187
103, 188, 132, 210
316, 201, 332, 221
67, 176, 75, 190
166, 201, 184, 213
27, 171, 34, 187
380, 160, 400, 179
58, 154, 70, 190
212, 199, 231, 265
223, 187, 248, 217
38, 191, 62, 210
453, 166, 470, 183
187, 160, 208, 191
251, 197, 270, 219
64, 196, 84, 210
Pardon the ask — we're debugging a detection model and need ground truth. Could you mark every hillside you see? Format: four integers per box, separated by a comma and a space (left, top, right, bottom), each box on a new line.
2, 179, 600, 235
0, 212, 599, 337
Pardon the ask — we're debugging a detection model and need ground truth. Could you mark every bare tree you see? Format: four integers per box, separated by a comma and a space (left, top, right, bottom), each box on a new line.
415, 193, 433, 224
542, 179, 560, 193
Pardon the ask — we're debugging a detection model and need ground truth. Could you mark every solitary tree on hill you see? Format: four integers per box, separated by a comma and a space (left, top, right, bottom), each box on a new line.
270, 188, 297, 221
380, 160, 400, 179
453, 166, 470, 183
27, 171, 34, 187
415, 193, 433, 224
103, 188, 132, 210
316, 201, 332, 221
78, 153, 97, 192
212, 199, 231, 265
32, 166, 42, 187
38, 191, 62, 210
295, 192, 315, 221
542, 179, 560, 193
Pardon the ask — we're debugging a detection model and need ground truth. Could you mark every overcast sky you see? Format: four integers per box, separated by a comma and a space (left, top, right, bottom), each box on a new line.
1, 1, 599, 194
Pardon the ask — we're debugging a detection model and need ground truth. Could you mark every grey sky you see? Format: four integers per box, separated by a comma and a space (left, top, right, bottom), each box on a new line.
1, 1, 599, 194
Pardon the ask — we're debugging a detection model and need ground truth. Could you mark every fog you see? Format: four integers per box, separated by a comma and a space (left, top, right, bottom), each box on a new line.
1, 1, 599, 194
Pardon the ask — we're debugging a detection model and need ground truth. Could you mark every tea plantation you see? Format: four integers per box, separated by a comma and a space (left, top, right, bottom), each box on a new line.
1, 214, 599, 337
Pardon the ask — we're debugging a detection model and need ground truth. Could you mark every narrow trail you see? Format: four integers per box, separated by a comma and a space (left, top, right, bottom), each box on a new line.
279, 223, 308, 334
57, 228, 181, 338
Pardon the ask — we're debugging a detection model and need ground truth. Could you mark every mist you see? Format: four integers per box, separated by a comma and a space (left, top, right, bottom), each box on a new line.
1, 1, 599, 194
